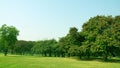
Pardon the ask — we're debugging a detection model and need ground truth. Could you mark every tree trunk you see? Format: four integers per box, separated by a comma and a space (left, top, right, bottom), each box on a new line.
103, 51, 108, 61
54, 52, 56, 57
44, 52, 47, 57
67, 53, 70, 57
4, 52, 7, 56
79, 53, 82, 59
49, 52, 52, 57
4, 49, 8, 56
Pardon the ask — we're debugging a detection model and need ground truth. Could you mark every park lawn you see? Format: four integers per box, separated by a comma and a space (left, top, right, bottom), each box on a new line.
0, 54, 120, 68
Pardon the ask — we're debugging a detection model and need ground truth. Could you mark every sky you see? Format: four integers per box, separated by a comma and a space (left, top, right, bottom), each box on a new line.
0, 0, 120, 41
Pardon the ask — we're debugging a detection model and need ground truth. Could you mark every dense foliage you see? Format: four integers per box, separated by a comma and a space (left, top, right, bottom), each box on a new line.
0, 15, 120, 61
0, 24, 19, 56
82, 15, 120, 60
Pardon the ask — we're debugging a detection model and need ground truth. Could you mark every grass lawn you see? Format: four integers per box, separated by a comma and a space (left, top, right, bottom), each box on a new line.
0, 54, 120, 68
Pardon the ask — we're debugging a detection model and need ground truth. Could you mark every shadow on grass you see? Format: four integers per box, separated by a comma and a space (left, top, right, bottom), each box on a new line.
75, 57, 120, 63
4, 54, 23, 57
103, 59, 120, 63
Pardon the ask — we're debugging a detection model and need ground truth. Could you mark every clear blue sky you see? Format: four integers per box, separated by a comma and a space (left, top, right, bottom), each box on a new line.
0, 0, 120, 41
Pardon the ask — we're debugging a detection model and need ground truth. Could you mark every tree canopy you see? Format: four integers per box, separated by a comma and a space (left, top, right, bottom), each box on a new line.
0, 24, 19, 56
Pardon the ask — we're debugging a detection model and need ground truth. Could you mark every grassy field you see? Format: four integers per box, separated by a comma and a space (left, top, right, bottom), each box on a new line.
0, 54, 120, 68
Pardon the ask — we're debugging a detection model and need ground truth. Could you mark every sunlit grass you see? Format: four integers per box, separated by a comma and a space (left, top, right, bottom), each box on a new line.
0, 54, 120, 68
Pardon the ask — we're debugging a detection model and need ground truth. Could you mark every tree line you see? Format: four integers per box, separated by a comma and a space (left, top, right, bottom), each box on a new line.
0, 15, 120, 61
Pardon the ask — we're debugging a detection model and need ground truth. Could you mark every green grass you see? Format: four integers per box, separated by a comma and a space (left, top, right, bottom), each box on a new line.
0, 54, 120, 68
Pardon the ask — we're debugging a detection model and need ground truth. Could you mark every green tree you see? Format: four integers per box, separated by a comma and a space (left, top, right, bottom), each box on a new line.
58, 37, 69, 57
0, 24, 19, 56
58, 27, 85, 57
81, 15, 120, 61
31, 39, 57, 57
14, 40, 34, 55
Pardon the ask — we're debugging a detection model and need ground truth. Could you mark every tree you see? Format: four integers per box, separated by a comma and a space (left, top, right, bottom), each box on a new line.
14, 40, 34, 55
31, 39, 57, 56
57, 27, 85, 57
81, 15, 120, 61
0, 24, 19, 56
58, 37, 69, 57
31, 40, 45, 56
